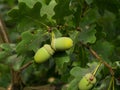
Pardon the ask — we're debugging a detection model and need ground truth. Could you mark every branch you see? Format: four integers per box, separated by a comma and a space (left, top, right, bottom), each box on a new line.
0, 15, 10, 43
20, 61, 34, 71
80, 42, 114, 76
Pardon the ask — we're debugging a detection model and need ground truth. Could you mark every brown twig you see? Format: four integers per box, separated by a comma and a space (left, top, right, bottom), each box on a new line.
0, 15, 10, 43
20, 61, 33, 71
9, 61, 33, 90
80, 42, 114, 76
47, 26, 52, 33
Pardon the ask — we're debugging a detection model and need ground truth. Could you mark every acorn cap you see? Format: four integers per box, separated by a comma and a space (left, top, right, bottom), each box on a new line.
43, 44, 55, 55
85, 73, 96, 84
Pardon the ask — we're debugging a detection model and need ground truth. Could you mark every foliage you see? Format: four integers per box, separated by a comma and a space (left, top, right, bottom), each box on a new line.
0, 0, 120, 89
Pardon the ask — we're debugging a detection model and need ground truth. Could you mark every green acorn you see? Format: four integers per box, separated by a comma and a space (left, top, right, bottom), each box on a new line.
34, 44, 55, 63
51, 37, 73, 51
78, 73, 96, 90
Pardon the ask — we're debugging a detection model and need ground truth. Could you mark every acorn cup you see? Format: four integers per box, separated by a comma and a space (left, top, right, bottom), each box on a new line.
51, 37, 73, 51
34, 44, 55, 63
78, 73, 96, 90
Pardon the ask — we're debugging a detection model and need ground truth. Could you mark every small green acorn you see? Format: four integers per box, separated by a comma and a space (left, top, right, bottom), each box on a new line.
51, 37, 73, 51
78, 73, 96, 90
34, 44, 55, 63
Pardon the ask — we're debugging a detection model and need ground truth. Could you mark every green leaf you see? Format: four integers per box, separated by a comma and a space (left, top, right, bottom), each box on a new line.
70, 62, 99, 78
54, 52, 70, 74
80, 8, 100, 26
67, 78, 79, 90
94, 0, 120, 14
69, 31, 79, 43
0, 43, 15, 52
0, 44, 16, 62
44, 0, 51, 5
0, 44, 16, 60
19, 0, 57, 20
70, 0, 82, 27
16, 30, 50, 54
52, 29, 62, 38
6, 54, 22, 71
0, 64, 10, 87
69, 62, 101, 90
40, 0, 57, 20
113, 61, 120, 78
93, 76, 111, 90
68, 31, 79, 54
0, 63, 9, 73
0, 51, 9, 60
18, 0, 42, 8
52, 0, 72, 24
70, 67, 87, 78
8, 1, 47, 32
97, 11, 116, 40
16, 31, 34, 54
8, 0, 57, 32
78, 28, 96, 44
85, 0, 93, 5
93, 40, 114, 60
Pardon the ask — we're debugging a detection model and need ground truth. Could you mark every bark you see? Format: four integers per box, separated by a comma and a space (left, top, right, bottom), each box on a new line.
10, 69, 25, 90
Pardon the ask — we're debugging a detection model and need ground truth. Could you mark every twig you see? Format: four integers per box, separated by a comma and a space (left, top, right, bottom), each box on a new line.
80, 42, 114, 76
89, 47, 114, 75
0, 15, 27, 90
113, 76, 115, 90
20, 61, 34, 71
0, 15, 10, 43
92, 62, 102, 76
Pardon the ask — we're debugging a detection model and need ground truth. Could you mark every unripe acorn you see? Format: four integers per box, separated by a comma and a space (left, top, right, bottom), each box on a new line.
78, 73, 96, 90
51, 37, 73, 51
34, 44, 55, 63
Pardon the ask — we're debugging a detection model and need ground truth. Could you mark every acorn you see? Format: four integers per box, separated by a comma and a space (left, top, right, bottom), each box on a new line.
78, 73, 96, 90
51, 37, 73, 51
34, 44, 55, 63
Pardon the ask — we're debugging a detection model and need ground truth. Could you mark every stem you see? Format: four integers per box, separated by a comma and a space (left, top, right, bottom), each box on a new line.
89, 47, 114, 76
0, 15, 10, 43
0, 15, 24, 90
92, 62, 102, 76
10, 69, 25, 90
108, 76, 114, 90
51, 31, 55, 41
80, 42, 114, 76
20, 60, 33, 71
112, 76, 115, 90
108, 77, 113, 90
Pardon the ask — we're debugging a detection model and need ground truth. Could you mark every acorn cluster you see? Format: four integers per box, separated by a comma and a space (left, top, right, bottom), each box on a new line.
34, 37, 73, 63
34, 34, 97, 90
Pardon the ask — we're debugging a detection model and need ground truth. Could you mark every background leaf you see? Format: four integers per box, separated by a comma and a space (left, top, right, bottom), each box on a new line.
54, 52, 70, 74
78, 28, 96, 44
52, 0, 72, 24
